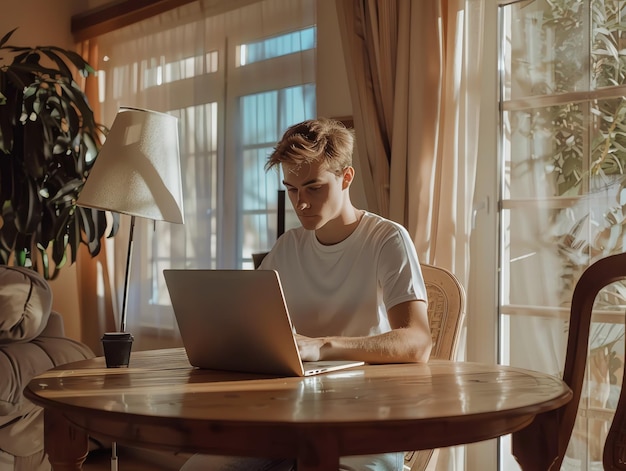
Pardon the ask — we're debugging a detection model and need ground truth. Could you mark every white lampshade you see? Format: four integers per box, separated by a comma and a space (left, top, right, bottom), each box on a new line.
77, 107, 184, 224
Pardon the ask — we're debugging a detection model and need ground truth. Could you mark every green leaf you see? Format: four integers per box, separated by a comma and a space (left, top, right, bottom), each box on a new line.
47, 47, 93, 75
51, 232, 68, 268
11, 175, 30, 232
0, 28, 18, 48
39, 49, 74, 79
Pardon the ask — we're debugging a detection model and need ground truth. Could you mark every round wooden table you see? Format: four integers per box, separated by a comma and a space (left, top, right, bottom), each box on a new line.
25, 347, 571, 470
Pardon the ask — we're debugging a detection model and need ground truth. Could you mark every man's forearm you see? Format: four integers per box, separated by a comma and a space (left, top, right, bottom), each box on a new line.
317, 327, 432, 364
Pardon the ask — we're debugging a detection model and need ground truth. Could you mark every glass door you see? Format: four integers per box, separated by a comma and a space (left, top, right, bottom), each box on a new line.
497, 1, 626, 469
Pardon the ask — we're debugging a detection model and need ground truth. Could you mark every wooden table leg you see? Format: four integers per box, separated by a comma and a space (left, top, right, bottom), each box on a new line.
44, 408, 89, 470
296, 432, 340, 471
512, 409, 562, 471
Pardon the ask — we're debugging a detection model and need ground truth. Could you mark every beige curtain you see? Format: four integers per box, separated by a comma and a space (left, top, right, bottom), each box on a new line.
335, 0, 484, 286
75, 39, 118, 354
336, 2, 486, 468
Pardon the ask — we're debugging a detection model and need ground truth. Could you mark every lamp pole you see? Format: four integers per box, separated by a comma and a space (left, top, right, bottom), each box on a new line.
120, 215, 136, 333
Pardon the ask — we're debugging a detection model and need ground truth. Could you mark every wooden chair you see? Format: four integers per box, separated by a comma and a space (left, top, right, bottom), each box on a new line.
403, 263, 467, 471
252, 252, 269, 269
512, 251, 626, 470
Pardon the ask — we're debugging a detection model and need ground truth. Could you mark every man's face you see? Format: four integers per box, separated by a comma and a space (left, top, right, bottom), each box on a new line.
282, 160, 348, 231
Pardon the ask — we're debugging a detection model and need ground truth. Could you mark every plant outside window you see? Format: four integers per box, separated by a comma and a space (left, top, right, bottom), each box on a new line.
499, 1, 626, 469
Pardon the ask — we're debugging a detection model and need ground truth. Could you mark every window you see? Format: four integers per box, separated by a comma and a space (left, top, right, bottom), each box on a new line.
95, 0, 316, 345
238, 84, 316, 267
236, 26, 316, 66
498, 1, 626, 468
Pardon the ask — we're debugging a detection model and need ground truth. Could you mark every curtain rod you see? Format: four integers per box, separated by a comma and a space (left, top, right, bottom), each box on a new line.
71, 0, 198, 42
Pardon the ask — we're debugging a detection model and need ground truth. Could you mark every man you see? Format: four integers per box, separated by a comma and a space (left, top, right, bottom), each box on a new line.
181, 118, 431, 471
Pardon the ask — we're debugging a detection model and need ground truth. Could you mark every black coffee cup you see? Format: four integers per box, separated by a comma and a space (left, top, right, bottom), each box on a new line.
101, 332, 134, 368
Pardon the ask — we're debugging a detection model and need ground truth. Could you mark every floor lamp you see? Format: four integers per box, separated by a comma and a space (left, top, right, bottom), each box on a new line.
77, 107, 185, 335
77, 106, 184, 468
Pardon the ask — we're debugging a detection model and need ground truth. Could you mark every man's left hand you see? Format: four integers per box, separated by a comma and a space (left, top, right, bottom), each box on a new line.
294, 333, 325, 361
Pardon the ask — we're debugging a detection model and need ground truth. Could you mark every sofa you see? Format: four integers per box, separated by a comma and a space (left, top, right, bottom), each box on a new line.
0, 266, 95, 471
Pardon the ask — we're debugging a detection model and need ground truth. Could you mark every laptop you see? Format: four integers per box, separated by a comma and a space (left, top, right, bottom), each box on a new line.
163, 269, 365, 377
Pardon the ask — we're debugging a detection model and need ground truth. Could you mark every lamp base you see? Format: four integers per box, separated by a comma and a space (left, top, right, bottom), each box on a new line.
101, 332, 134, 368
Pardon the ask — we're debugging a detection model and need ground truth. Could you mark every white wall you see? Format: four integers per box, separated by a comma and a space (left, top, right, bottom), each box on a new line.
0, 1, 76, 48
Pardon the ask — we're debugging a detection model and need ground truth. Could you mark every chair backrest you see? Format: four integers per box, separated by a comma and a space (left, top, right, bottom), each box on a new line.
404, 263, 466, 471
512, 251, 626, 470
252, 252, 269, 269
421, 263, 466, 360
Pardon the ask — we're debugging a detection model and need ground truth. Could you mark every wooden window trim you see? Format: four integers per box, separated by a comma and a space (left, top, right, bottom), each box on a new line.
71, 0, 198, 42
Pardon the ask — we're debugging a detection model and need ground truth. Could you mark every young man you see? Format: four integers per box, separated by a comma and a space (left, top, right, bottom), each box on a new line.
260, 117, 431, 366
181, 118, 431, 471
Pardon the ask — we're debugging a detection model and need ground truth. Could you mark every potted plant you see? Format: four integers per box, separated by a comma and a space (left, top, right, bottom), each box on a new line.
0, 28, 118, 279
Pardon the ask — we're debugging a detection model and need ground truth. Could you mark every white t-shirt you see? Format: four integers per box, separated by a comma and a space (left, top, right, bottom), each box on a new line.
259, 211, 427, 337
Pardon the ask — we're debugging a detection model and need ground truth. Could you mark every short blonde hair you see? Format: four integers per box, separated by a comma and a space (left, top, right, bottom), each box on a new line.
266, 118, 354, 175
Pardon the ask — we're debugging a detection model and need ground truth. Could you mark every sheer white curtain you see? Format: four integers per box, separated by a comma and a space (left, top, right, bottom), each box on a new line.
94, 0, 316, 350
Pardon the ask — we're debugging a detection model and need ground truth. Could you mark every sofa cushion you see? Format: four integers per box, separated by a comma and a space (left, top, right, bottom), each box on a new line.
0, 266, 52, 344
0, 332, 94, 455
0, 333, 94, 415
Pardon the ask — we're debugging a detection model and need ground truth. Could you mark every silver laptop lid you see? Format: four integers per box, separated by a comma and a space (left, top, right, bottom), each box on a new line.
164, 269, 305, 376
